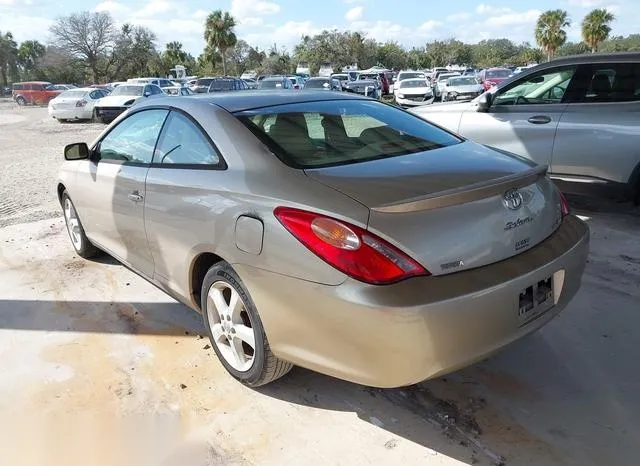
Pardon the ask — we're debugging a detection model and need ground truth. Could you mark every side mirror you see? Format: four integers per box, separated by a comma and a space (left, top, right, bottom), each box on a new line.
144, 91, 151, 97
477, 92, 492, 112
64, 142, 89, 161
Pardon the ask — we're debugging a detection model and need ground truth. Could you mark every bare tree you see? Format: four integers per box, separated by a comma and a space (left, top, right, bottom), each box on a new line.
49, 11, 115, 82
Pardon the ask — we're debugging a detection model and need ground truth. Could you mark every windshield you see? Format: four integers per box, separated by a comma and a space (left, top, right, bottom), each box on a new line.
196, 78, 214, 86
332, 75, 348, 81
259, 80, 284, 89
358, 74, 377, 80
235, 100, 462, 169
209, 80, 234, 91
438, 74, 459, 82
305, 79, 330, 89
447, 77, 480, 86
110, 85, 144, 96
399, 80, 428, 89
59, 90, 88, 98
398, 72, 425, 80
486, 69, 511, 79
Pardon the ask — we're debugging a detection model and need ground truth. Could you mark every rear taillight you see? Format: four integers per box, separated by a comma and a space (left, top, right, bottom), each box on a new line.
559, 191, 570, 217
76, 100, 87, 107
274, 207, 429, 285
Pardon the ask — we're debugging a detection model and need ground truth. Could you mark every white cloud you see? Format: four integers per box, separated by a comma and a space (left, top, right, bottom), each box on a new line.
567, 0, 605, 6
133, 0, 176, 18
419, 20, 442, 32
94, 1, 130, 14
345, 6, 363, 21
485, 9, 541, 27
192, 9, 208, 20
0, 0, 14, 5
476, 4, 511, 15
231, 0, 280, 20
242, 17, 265, 27
605, 4, 620, 14
446, 12, 472, 22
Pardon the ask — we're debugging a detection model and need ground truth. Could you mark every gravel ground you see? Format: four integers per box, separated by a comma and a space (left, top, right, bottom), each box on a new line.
0, 99, 103, 227
1, 98, 640, 465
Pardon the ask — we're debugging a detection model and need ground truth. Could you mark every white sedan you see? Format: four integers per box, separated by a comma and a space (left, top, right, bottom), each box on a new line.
48, 88, 110, 122
394, 79, 434, 106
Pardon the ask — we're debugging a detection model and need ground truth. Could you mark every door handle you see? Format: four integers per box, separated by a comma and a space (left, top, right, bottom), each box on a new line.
128, 192, 143, 202
527, 115, 551, 125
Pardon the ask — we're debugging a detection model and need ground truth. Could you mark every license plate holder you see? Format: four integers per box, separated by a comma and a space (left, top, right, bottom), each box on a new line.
518, 276, 554, 326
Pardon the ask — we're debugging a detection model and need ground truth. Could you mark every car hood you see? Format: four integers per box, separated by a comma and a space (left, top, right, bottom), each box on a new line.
445, 84, 483, 92
96, 95, 141, 106
409, 100, 476, 114
397, 87, 431, 94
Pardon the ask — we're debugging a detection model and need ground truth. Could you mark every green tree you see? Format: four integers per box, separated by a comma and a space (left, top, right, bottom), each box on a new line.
17, 40, 46, 79
375, 42, 408, 70
581, 8, 615, 52
49, 11, 116, 82
204, 10, 237, 75
0, 31, 19, 85
107, 24, 158, 81
535, 9, 571, 61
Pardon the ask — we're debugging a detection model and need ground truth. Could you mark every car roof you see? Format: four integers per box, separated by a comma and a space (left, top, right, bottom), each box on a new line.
139, 91, 367, 113
307, 77, 330, 80
399, 78, 428, 82
549, 51, 640, 65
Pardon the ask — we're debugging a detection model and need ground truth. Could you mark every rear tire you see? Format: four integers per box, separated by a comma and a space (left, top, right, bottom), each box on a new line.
201, 262, 293, 387
61, 190, 99, 259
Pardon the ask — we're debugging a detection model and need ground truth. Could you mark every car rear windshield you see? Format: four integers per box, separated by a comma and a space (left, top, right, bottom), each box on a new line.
235, 100, 462, 169
196, 78, 215, 86
448, 77, 479, 85
259, 80, 283, 89
305, 79, 330, 89
486, 69, 511, 79
399, 73, 425, 80
210, 80, 234, 91
111, 85, 143, 96
59, 90, 88, 98
399, 80, 428, 88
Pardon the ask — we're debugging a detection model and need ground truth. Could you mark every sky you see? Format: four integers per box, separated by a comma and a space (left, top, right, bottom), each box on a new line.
0, 0, 636, 57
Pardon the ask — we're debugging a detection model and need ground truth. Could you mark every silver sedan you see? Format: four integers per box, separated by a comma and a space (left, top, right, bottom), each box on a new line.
57, 92, 589, 388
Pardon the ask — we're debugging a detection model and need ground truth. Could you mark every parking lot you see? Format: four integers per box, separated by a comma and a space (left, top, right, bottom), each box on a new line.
1, 100, 639, 466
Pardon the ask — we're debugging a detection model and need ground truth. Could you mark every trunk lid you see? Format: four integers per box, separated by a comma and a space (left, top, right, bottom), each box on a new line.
305, 141, 562, 275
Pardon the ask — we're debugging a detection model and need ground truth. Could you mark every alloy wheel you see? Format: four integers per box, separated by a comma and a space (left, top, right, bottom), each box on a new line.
206, 281, 256, 372
63, 197, 82, 251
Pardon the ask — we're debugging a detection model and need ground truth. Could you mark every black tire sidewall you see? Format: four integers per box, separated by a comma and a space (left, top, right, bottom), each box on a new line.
201, 263, 268, 385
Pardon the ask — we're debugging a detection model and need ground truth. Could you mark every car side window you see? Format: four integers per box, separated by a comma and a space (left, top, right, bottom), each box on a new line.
97, 110, 169, 164
153, 112, 221, 166
89, 90, 100, 99
493, 66, 577, 106
152, 85, 163, 95
567, 63, 640, 103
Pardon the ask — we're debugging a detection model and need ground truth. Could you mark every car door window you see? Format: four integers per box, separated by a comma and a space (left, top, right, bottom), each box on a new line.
89, 90, 101, 99
153, 112, 222, 167
567, 63, 640, 103
493, 67, 577, 106
97, 110, 168, 164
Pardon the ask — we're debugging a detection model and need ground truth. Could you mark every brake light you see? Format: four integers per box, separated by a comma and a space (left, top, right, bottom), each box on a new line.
559, 191, 570, 217
274, 207, 429, 284
76, 100, 87, 107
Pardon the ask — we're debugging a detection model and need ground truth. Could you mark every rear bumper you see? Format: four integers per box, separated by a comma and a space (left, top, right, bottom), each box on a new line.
48, 107, 92, 120
235, 215, 589, 388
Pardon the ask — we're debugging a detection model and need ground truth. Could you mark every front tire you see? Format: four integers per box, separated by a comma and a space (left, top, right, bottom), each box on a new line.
201, 262, 292, 387
16, 96, 26, 106
61, 191, 99, 259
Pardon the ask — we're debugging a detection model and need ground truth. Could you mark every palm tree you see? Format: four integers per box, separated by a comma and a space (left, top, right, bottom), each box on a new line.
204, 10, 237, 75
581, 9, 615, 53
535, 10, 571, 61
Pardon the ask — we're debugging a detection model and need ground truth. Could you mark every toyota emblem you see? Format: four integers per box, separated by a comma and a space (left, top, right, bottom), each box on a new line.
503, 189, 523, 210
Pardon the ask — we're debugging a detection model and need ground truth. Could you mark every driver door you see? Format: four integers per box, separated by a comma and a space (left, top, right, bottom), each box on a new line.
75, 109, 169, 276
459, 66, 577, 167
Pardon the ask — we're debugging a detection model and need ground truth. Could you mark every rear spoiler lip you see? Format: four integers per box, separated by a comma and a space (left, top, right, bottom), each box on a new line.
371, 164, 548, 213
